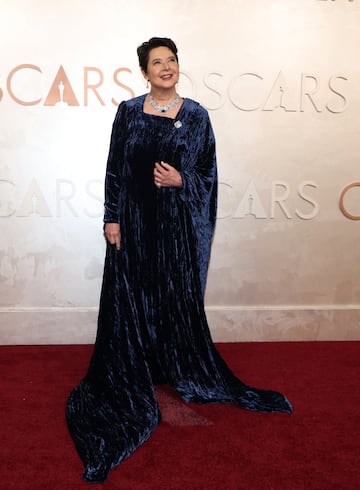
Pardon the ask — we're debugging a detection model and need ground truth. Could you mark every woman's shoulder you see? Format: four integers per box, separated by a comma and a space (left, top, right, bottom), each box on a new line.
124, 94, 146, 107
114, 95, 145, 122
120, 94, 146, 109
182, 97, 210, 120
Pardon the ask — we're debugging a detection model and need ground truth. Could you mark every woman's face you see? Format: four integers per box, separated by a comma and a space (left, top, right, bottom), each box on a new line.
144, 46, 179, 91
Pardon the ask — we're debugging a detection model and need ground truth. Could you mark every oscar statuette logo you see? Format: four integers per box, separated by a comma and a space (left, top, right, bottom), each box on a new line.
44, 65, 79, 106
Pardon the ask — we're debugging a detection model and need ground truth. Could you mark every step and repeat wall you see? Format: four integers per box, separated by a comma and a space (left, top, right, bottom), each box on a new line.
1, 0, 360, 344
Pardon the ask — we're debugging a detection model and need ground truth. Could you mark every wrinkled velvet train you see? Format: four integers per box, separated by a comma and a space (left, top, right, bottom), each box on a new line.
66, 95, 292, 483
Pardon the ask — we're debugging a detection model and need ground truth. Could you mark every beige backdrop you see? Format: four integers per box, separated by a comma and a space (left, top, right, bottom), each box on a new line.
1, 0, 360, 344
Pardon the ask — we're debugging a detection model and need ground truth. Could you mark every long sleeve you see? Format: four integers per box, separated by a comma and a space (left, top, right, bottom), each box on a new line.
103, 102, 127, 224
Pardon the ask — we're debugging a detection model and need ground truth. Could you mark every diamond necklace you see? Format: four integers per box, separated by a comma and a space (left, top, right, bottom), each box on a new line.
148, 93, 180, 113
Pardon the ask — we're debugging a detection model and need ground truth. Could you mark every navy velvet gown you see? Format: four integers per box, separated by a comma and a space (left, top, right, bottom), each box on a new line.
66, 95, 292, 483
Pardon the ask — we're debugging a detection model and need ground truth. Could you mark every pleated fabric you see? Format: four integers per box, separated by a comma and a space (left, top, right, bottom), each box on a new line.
66, 95, 292, 483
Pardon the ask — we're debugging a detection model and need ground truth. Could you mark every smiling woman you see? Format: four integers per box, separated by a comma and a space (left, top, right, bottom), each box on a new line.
140, 40, 183, 121
66, 36, 292, 484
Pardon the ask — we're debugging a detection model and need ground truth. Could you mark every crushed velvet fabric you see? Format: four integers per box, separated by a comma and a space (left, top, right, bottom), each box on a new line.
66, 95, 292, 483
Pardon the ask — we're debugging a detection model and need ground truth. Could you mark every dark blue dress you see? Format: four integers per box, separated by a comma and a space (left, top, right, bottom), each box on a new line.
66, 95, 292, 483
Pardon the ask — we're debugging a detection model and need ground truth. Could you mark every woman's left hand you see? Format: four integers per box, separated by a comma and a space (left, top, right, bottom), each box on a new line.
154, 161, 182, 189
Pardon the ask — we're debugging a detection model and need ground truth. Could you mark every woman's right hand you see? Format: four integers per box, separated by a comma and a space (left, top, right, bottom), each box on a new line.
104, 223, 121, 250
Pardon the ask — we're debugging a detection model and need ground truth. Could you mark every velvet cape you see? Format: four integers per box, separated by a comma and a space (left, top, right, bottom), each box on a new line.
66, 95, 292, 483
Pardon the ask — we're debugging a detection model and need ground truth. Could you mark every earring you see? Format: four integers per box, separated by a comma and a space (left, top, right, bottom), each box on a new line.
146, 79, 149, 89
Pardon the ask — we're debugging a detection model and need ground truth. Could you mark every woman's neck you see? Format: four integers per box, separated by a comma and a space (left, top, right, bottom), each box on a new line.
149, 88, 177, 102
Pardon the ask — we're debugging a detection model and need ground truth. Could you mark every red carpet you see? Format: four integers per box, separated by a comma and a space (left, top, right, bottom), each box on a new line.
1, 342, 359, 489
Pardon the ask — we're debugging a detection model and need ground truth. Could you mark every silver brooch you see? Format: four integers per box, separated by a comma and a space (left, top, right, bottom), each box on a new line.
174, 120, 182, 129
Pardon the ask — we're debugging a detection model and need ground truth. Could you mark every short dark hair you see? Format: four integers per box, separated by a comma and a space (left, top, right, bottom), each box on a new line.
137, 37, 178, 73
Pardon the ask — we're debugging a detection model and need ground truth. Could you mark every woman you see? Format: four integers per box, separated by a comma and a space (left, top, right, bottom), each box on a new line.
66, 37, 292, 484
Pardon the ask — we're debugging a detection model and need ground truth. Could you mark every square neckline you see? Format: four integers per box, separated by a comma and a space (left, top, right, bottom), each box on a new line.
142, 95, 185, 121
